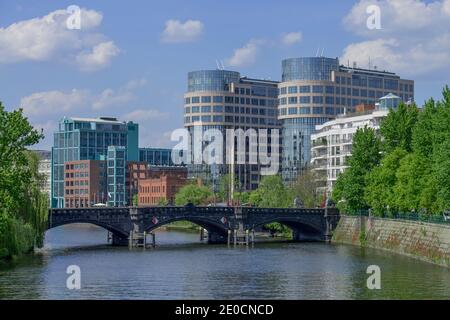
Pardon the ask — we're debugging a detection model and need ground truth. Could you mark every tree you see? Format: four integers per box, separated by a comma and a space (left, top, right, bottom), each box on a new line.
291, 168, 325, 208
0, 103, 45, 258
333, 126, 381, 213
380, 102, 419, 153
393, 152, 430, 213
249, 175, 293, 208
365, 148, 408, 216
175, 183, 213, 206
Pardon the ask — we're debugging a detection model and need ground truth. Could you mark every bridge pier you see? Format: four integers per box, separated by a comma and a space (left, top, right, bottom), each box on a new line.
207, 231, 227, 244
112, 234, 129, 246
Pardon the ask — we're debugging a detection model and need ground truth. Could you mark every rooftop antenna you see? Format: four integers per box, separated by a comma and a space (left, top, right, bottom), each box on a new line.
220, 60, 225, 70
315, 48, 320, 57
368, 56, 371, 70
215, 60, 220, 70
321, 48, 324, 57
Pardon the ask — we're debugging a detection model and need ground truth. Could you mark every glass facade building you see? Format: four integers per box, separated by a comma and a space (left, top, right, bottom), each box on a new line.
184, 70, 280, 191
278, 57, 414, 184
51, 117, 139, 208
107, 146, 127, 207
139, 148, 176, 166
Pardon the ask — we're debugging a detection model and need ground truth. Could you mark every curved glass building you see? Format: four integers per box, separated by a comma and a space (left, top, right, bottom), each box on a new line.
184, 70, 280, 191
278, 57, 414, 184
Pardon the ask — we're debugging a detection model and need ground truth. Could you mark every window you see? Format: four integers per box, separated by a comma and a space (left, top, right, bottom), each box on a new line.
299, 85, 311, 93
191, 97, 200, 103
299, 107, 310, 114
280, 97, 287, 105
313, 107, 324, 114
288, 86, 298, 94
213, 105, 223, 112
313, 96, 323, 104
325, 96, 334, 104
312, 85, 323, 93
325, 86, 334, 94
299, 96, 310, 104
191, 106, 200, 113
201, 106, 211, 113
288, 97, 298, 104
213, 96, 223, 103
201, 96, 211, 103
185, 97, 190, 104
280, 87, 287, 95
288, 107, 298, 115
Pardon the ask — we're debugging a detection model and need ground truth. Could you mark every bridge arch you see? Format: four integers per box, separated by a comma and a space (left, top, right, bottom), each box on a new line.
248, 217, 325, 242
47, 219, 130, 239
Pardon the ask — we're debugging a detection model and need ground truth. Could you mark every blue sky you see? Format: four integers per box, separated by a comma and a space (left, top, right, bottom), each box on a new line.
1, 0, 449, 150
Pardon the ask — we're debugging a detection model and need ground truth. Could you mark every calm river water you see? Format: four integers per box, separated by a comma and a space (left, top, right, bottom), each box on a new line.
0, 224, 449, 299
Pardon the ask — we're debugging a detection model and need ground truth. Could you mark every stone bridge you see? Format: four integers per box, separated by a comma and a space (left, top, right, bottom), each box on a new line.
48, 205, 340, 245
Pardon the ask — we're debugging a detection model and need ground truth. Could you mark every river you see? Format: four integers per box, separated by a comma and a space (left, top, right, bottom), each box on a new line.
0, 224, 449, 300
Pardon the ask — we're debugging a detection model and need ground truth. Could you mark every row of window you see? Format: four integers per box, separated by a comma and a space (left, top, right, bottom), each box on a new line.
65, 180, 89, 186
185, 115, 278, 125
280, 96, 378, 106
140, 185, 166, 193
335, 75, 413, 92
279, 106, 348, 116
186, 106, 276, 116
186, 96, 277, 107
65, 189, 89, 195
280, 77, 414, 95
65, 172, 89, 178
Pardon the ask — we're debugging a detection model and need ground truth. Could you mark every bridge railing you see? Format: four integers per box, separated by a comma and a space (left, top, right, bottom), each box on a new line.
347, 209, 450, 225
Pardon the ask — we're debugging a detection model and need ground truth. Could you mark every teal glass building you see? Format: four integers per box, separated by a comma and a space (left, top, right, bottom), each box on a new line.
107, 146, 127, 207
51, 117, 139, 208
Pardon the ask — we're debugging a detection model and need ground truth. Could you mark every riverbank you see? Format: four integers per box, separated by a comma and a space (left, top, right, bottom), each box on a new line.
332, 215, 450, 268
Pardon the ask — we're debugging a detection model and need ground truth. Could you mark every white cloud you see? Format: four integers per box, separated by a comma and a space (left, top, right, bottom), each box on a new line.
75, 41, 120, 72
226, 40, 264, 68
122, 109, 169, 122
0, 8, 119, 71
281, 32, 302, 45
341, 0, 450, 77
161, 19, 204, 43
20, 89, 90, 116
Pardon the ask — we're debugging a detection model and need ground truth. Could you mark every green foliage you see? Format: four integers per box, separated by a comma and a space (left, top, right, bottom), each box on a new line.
132, 194, 138, 206
380, 102, 419, 153
333, 126, 381, 213
291, 168, 325, 208
157, 197, 169, 206
0, 102, 46, 259
338, 86, 450, 215
249, 175, 294, 208
365, 148, 408, 216
175, 183, 213, 206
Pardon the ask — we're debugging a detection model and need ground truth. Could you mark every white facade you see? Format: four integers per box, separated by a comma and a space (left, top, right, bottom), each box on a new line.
38, 158, 52, 197
310, 109, 388, 193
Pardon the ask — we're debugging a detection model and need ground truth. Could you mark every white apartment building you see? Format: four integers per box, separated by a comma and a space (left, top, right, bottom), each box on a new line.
310, 94, 404, 194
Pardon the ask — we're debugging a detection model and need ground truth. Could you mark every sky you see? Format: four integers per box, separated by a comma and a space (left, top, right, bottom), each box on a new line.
1, 0, 450, 150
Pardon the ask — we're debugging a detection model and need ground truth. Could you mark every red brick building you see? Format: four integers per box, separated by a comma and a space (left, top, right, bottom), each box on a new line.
126, 162, 149, 205
64, 160, 107, 208
138, 168, 187, 206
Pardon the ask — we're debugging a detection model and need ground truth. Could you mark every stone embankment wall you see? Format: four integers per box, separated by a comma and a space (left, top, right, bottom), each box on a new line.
332, 215, 450, 267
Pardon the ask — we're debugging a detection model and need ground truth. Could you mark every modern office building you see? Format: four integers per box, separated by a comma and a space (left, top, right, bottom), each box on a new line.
51, 117, 139, 208
139, 148, 177, 166
63, 160, 107, 208
278, 57, 414, 184
183, 70, 281, 191
310, 93, 403, 194
107, 146, 127, 207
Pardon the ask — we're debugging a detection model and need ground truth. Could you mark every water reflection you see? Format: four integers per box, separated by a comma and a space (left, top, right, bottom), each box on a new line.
0, 224, 448, 300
